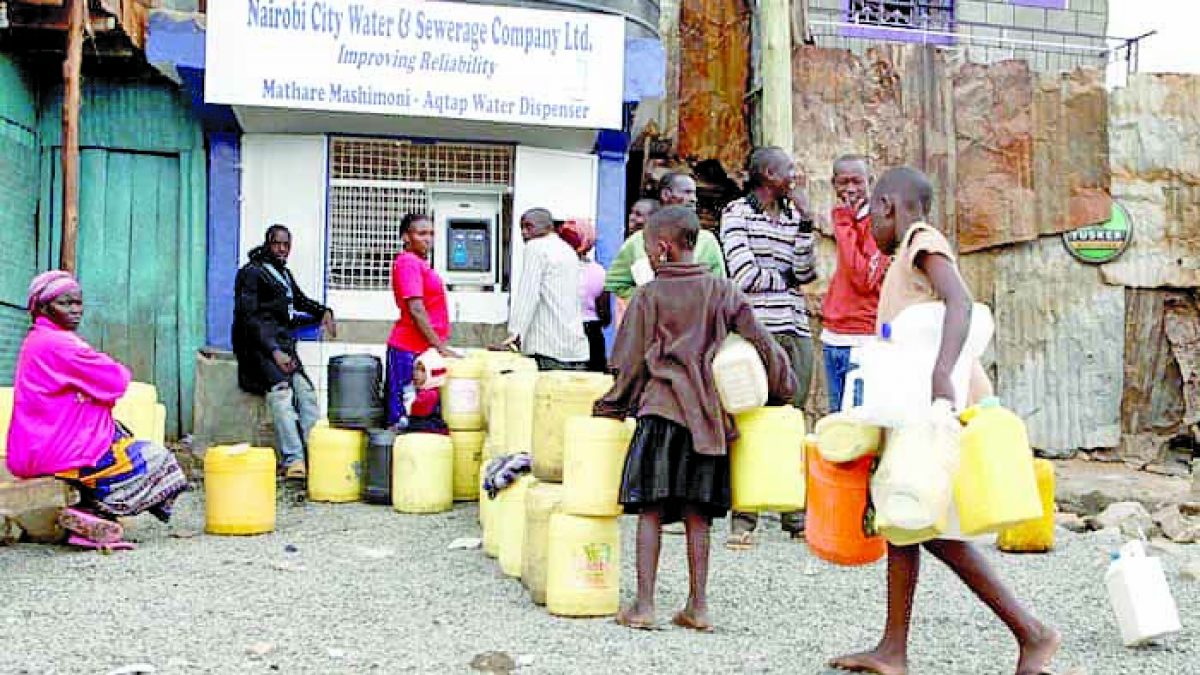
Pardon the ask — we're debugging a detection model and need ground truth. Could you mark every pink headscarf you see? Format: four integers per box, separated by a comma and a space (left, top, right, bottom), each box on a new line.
559, 218, 597, 256
26, 270, 81, 314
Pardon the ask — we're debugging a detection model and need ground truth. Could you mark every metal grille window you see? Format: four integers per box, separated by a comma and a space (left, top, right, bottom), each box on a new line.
846, 0, 955, 32
327, 138, 513, 291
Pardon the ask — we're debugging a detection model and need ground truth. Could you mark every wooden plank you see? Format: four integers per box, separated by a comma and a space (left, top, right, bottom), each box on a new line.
177, 149, 207, 437
125, 153, 160, 382
59, 0, 84, 273
760, 0, 792, 153
75, 149, 109, 349
153, 154, 182, 436
178, 150, 202, 436
102, 151, 134, 366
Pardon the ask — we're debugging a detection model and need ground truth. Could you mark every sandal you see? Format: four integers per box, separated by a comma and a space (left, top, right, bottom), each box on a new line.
58, 507, 124, 544
67, 535, 136, 552
724, 531, 754, 551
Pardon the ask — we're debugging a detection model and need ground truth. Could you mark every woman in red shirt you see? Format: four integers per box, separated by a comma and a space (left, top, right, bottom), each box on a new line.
387, 214, 453, 430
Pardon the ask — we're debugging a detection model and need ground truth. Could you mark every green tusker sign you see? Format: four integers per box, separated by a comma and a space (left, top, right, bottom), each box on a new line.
1063, 202, 1132, 264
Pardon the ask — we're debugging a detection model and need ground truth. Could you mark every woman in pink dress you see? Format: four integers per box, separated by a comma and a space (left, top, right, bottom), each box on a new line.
6, 271, 189, 551
560, 218, 611, 372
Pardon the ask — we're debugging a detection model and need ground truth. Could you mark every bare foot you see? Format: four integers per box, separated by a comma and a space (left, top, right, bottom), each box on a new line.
671, 607, 714, 633
615, 603, 657, 630
828, 648, 908, 675
1016, 626, 1062, 675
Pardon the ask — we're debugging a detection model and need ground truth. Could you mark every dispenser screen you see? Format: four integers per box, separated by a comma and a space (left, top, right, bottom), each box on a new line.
446, 219, 491, 273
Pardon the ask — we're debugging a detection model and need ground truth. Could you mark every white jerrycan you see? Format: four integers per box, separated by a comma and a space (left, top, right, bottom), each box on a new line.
1105, 540, 1182, 647
712, 334, 768, 414
842, 302, 994, 427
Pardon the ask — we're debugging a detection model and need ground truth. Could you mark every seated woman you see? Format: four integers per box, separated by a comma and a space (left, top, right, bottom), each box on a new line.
5, 271, 190, 551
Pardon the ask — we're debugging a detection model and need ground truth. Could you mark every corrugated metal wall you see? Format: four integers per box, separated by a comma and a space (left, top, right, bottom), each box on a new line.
0, 53, 39, 385
787, 46, 1200, 460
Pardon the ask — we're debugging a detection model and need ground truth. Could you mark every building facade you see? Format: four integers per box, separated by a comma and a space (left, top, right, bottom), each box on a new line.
806, 0, 1111, 73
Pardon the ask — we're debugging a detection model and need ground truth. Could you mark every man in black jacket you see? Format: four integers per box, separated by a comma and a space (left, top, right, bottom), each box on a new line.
233, 224, 336, 480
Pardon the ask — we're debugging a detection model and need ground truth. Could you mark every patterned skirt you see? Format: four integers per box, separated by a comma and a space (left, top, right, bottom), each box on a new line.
618, 415, 731, 524
57, 427, 190, 522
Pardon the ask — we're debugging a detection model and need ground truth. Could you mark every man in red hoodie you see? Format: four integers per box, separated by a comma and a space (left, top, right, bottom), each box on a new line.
820, 155, 891, 411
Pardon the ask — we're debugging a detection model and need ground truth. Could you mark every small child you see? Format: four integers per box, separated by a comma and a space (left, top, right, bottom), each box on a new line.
396, 350, 449, 435
820, 154, 890, 412
828, 167, 1060, 675
594, 206, 797, 632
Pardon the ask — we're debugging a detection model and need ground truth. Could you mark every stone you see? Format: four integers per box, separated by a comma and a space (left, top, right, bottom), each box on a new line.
1088, 502, 1158, 540
1056, 459, 1190, 516
1154, 505, 1200, 544
1055, 512, 1089, 533
1180, 559, 1200, 582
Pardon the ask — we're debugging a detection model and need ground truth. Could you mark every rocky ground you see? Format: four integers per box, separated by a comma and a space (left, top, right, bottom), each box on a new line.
0, 487, 1197, 675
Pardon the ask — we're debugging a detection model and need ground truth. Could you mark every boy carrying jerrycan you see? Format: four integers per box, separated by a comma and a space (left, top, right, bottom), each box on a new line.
827, 167, 1061, 675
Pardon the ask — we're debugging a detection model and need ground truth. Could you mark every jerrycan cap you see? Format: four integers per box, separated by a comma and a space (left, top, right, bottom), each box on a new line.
879, 323, 893, 340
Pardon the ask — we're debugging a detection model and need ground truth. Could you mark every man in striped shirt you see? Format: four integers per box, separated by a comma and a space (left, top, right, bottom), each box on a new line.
720, 146, 818, 549
497, 208, 590, 370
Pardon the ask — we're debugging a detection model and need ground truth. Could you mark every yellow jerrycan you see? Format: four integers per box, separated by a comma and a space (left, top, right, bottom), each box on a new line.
531, 372, 613, 482
496, 474, 537, 577
392, 433, 454, 513
204, 444, 276, 535
151, 403, 166, 446
997, 458, 1057, 553
307, 423, 366, 502
113, 381, 160, 442
546, 513, 621, 617
504, 371, 540, 456
561, 417, 634, 516
953, 398, 1042, 536
523, 481, 565, 604
441, 358, 485, 431
480, 463, 499, 558
871, 401, 960, 546
730, 406, 806, 513
814, 412, 882, 463
0, 386, 14, 458
481, 355, 537, 423
451, 431, 486, 501
484, 371, 511, 460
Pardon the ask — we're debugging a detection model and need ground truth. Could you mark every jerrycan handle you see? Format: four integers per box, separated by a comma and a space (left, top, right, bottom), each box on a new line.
958, 397, 1001, 424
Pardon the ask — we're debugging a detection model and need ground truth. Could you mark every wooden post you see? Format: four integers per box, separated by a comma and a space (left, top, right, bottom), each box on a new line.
761, 0, 794, 154
60, 0, 85, 273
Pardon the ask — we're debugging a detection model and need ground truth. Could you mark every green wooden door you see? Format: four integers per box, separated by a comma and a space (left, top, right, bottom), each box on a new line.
57, 149, 185, 435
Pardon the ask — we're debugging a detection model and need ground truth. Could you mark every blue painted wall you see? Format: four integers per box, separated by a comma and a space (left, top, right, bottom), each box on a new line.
206, 133, 241, 349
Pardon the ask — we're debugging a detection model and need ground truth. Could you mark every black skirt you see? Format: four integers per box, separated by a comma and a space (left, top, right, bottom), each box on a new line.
619, 415, 731, 523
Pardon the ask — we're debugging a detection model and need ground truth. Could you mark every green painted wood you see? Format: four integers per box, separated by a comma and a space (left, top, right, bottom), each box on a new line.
177, 149, 206, 437
38, 77, 206, 438
39, 82, 199, 154
154, 156, 182, 434
0, 52, 36, 130
0, 52, 39, 309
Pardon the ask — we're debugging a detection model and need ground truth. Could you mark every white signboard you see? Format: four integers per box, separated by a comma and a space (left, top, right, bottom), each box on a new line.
205, 0, 626, 129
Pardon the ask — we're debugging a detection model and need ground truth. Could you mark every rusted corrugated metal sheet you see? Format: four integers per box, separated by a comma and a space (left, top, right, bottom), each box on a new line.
1102, 73, 1200, 288
994, 237, 1124, 452
1033, 69, 1112, 239
677, 0, 751, 171
954, 64, 1110, 253
1165, 293, 1200, 428
1119, 289, 1187, 466
954, 61, 1036, 253
790, 45, 955, 241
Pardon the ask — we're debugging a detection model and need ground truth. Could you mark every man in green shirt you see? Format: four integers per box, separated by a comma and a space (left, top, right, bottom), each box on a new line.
605, 173, 727, 307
